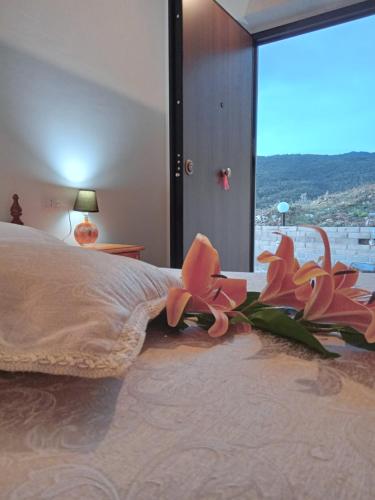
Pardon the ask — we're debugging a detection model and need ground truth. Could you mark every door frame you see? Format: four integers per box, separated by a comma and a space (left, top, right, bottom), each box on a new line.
169, 0, 184, 268
169, 0, 375, 268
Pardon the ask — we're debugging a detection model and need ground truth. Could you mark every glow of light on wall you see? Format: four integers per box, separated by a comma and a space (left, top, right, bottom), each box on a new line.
36, 122, 103, 187
46, 140, 102, 186
59, 158, 93, 185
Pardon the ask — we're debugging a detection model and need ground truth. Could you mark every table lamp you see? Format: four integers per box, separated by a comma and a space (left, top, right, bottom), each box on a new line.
73, 189, 99, 245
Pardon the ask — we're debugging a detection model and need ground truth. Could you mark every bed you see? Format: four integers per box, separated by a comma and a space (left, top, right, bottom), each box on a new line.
1, 196, 375, 499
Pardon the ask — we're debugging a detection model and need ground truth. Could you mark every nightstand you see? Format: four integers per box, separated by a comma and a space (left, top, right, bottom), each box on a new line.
84, 243, 145, 260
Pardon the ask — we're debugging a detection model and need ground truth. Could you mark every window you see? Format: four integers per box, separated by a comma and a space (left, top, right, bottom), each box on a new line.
255, 15, 375, 270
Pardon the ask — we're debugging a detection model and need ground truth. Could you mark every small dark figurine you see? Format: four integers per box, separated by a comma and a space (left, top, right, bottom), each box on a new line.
10, 194, 24, 225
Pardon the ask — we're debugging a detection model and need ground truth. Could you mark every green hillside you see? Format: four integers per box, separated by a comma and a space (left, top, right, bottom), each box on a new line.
256, 152, 375, 209
256, 183, 375, 227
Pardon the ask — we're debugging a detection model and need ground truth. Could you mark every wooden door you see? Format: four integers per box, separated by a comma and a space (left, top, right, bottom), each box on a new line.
170, 0, 255, 271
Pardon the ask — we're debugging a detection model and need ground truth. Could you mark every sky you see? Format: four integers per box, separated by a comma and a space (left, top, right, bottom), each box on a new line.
257, 14, 375, 156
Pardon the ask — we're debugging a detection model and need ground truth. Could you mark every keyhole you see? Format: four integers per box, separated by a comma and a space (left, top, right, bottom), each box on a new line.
219, 102, 224, 109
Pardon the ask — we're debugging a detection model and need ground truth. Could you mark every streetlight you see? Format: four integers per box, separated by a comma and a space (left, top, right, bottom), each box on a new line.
277, 202, 289, 227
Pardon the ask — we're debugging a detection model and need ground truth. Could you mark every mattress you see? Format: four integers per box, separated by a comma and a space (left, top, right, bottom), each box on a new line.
1, 272, 374, 500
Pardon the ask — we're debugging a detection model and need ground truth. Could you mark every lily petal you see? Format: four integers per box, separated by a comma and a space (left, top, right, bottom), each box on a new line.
186, 294, 211, 313
304, 275, 334, 319
295, 282, 313, 302
207, 305, 229, 337
261, 273, 305, 309
258, 234, 304, 308
292, 258, 300, 273
302, 226, 332, 273
333, 261, 359, 289
182, 234, 220, 296
313, 291, 373, 334
365, 311, 375, 342
294, 260, 328, 285
274, 233, 295, 273
211, 277, 247, 310
337, 288, 370, 300
259, 259, 285, 303
166, 288, 192, 327
227, 311, 253, 334
257, 251, 280, 264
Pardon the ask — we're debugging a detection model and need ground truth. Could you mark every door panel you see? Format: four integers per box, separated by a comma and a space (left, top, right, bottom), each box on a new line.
182, 0, 254, 271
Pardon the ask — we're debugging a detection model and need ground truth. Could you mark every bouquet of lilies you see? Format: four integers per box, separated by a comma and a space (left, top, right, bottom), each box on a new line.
165, 227, 375, 358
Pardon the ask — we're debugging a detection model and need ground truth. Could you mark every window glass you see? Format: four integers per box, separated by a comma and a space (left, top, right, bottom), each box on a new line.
256, 15, 375, 270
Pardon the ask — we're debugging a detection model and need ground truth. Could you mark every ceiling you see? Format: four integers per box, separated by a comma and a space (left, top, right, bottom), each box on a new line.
216, 0, 367, 33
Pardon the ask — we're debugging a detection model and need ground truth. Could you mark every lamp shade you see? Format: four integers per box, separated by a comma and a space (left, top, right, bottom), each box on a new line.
73, 190, 99, 213
277, 201, 289, 214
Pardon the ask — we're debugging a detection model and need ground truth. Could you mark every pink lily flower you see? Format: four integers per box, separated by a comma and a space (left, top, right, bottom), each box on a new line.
257, 233, 309, 309
166, 234, 247, 337
295, 270, 375, 342
293, 226, 370, 300
295, 226, 368, 296
293, 226, 375, 342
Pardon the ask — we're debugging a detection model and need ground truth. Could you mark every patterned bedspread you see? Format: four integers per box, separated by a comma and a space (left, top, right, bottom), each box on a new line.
1, 272, 375, 500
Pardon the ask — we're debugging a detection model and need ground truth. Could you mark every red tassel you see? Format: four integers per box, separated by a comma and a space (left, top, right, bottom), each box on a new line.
222, 174, 230, 191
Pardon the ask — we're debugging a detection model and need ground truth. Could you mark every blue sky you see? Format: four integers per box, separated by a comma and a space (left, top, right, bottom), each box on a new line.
257, 14, 375, 156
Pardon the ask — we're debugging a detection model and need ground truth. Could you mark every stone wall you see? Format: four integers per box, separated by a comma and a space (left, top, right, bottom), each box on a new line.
255, 226, 375, 270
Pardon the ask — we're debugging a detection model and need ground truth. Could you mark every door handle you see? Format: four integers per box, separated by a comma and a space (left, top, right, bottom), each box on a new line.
221, 168, 231, 178
184, 159, 194, 176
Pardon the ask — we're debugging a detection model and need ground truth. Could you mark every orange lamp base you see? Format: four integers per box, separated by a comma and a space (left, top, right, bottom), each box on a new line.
74, 215, 99, 245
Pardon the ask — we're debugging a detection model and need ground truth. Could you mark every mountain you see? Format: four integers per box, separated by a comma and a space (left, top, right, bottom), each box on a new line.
256, 152, 375, 209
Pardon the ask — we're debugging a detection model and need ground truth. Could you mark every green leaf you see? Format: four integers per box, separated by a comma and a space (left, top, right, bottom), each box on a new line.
236, 292, 271, 316
337, 326, 375, 351
251, 309, 339, 358
236, 291, 260, 310
229, 314, 253, 326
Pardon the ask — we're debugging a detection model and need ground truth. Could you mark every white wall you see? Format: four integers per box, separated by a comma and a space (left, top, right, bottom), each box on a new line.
0, 0, 170, 266
255, 225, 375, 271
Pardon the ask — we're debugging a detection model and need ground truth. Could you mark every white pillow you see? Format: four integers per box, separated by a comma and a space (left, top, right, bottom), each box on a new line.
0, 226, 179, 378
0, 222, 63, 245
